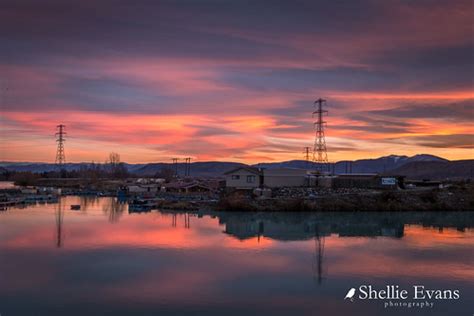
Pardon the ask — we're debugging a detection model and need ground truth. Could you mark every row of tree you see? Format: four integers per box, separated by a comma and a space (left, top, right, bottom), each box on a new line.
0, 152, 130, 184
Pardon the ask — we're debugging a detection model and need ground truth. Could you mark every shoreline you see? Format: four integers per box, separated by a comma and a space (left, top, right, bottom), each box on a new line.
215, 185, 474, 212
1, 181, 473, 213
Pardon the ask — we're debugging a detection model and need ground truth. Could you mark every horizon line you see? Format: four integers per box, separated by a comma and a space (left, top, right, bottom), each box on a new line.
1, 153, 467, 165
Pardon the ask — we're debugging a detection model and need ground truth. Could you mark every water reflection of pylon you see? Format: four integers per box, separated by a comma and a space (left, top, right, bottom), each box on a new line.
172, 214, 177, 227
312, 226, 325, 285
55, 197, 64, 248
184, 213, 190, 229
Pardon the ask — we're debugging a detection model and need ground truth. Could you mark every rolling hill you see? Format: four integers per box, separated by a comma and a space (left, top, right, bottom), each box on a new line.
390, 160, 474, 180
1, 154, 471, 180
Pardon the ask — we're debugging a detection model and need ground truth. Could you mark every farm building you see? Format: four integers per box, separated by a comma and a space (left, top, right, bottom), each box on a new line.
332, 174, 403, 190
263, 168, 308, 188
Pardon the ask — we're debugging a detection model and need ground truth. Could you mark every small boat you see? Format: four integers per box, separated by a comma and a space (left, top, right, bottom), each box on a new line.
128, 204, 152, 212
70, 204, 81, 210
128, 197, 161, 213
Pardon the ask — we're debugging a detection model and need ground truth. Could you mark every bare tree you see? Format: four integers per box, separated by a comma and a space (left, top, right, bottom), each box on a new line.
106, 152, 128, 179
108, 152, 121, 166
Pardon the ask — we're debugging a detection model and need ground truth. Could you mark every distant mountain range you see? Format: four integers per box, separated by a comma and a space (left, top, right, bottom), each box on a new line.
134, 161, 245, 178
253, 154, 449, 174
390, 160, 474, 180
1, 154, 472, 180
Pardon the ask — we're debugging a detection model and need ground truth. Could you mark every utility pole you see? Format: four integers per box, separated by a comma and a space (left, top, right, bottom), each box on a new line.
55, 124, 66, 168
184, 157, 191, 177
171, 158, 179, 177
312, 98, 328, 172
303, 146, 312, 168
303, 146, 311, 161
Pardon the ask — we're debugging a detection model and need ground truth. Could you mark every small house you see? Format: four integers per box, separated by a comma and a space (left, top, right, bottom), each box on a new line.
20, 187, 38, 195
224, 167, 263, 189
127, 184, 160, 194
164, 181, 213, 194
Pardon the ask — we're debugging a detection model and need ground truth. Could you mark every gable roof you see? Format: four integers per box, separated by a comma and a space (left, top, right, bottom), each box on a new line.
223, 166, 262, 175
164, 181, 212, 190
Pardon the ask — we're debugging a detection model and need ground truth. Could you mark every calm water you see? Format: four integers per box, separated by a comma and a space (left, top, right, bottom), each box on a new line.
0, 196, 473, 316
0, 181, 15, 189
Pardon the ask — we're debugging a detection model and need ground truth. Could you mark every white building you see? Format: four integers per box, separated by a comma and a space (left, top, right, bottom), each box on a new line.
263, 168, 308, 187
20, 187, 38, 194
224, 167, 262, 189
224, 167, 309, 189
127, 184, 159, 194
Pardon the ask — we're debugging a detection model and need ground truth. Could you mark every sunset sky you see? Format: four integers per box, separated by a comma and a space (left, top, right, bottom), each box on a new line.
0, 0, 473, 163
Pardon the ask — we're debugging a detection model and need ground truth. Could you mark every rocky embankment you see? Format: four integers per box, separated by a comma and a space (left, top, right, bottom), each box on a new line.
217, 184, 474, 212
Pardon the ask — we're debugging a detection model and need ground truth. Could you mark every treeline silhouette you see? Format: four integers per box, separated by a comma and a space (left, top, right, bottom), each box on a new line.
1, 162, 129, 186
1, 152, 130, 185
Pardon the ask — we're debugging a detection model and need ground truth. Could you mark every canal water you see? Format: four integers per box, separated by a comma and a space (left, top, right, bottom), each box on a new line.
0, 196, 473, 315
0, 181, 16, 189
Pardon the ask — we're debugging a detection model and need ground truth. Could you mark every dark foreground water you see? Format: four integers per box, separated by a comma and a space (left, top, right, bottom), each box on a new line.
0, 196, 473, 316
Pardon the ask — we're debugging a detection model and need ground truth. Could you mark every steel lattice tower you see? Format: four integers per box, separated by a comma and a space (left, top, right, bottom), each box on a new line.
55, 124, 66, 166
312, 98, 328, 171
